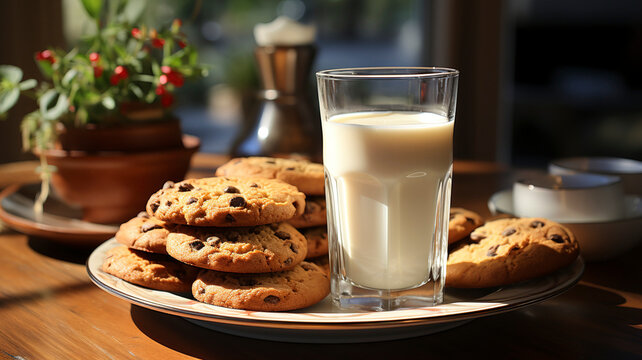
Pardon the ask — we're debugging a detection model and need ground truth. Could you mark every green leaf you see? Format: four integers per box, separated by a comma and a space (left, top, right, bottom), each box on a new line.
80, 0, 103, 20
76, 107, 89, 124
36, 60, 54, 78
121, 0, 147, 23
62, 69, 78, 87
128, 83, 144, 98
64, 48, 79, 62
18, 79, 37, 91
39, 89, 69, 120
0, 65, 23, 84
0, 88, 20, 115
102, 96, 115, 109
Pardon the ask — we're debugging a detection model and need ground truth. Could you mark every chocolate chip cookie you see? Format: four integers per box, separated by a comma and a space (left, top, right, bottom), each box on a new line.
192, 261, 330, 311
448, 207, 483, 244
102, 245, 198, 292
446, 217, 579, 288
166, 222, 307, 273
301, 226, 328, 259
115, 212, 172, 254
215, 157, 325, 195
288, 196, 326, 228
146, 177, 305, 227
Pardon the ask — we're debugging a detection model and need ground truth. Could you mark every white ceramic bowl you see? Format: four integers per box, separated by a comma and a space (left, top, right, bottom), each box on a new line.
513, 173, 625, 222
489, 189, 642, 262
549, 157, 642, 196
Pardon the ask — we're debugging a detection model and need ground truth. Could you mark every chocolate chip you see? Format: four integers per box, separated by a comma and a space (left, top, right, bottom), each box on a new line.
189, 241, 204, 250
274, 231, 291, 240
289, 243, 298, 253
470, 233, 486, 242
162, 181, 175, 189
263, 295, 280, 304
530, 220, 545, 228
249, 183, 259, 188
284, 258, 292, 265
225, 214, 235, 222
140, 223, 162, 233
224, 186, 240, 194
301, 264, 313, 271
206, 236, 221, 246
465, 217, 476, 224
198, 287, 206, 294
501, 227, 516, 236
487, 245, 499, 257
286, 167, 295, 170
548, 234, 565, 243
265, 160, 276, 164
137, 211, 150, 219
150, 201, 160, 213
449, 214, 456, 220
186, 197, 198, 205
165, 200, 172, 207
230, 197, 246, 207
178, 183, 194, 192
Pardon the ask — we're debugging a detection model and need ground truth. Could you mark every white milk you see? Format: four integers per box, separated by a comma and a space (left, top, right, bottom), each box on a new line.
323, 111, 453, 290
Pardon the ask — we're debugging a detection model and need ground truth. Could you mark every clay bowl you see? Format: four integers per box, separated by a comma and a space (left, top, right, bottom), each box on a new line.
43, 135, 200, 224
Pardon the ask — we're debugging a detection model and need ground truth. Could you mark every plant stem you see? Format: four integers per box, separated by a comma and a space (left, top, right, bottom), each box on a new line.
34, 154, 51, 222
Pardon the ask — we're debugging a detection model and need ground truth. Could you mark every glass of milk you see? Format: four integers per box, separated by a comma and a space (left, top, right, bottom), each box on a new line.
316, 67, 459, 311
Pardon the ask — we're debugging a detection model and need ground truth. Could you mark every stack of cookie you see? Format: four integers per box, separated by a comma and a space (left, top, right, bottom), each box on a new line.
103, 175, 330, 311
445, 207, 580, 288
215, 157, 329, 269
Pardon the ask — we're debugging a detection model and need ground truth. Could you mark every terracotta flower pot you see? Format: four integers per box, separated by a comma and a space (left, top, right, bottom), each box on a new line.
38, 120, 199, 224
55, 118, 184, 152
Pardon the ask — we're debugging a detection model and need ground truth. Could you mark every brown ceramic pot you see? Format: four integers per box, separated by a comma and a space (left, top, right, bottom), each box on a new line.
39, 119, 199, 224
55, 118, 184, 152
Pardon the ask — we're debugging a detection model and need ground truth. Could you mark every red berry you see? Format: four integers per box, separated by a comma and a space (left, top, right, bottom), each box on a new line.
93, 66, 103, 78
151, 38, 165, 48
177, 40, 187, 49
168, 72, 184, 87
155, 84, 167, 95
114, 65, 128, 79
36, 50, 55, 64
159, 74, 169, 85
110, 74, 120, 85
68, 105, 76, 112
89, 52, 100, 62
131, 28, 142, 39
161, 93, 174, 107
161, 66, 172, 74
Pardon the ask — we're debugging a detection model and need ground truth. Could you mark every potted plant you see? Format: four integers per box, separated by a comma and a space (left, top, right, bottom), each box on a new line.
0, 0, 208, 224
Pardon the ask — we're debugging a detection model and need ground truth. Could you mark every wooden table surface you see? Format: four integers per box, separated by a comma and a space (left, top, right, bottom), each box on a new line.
0, 154, 640, 360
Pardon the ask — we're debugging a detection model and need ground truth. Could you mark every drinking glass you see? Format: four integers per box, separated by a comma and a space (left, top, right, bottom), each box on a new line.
316, 67, 459, 311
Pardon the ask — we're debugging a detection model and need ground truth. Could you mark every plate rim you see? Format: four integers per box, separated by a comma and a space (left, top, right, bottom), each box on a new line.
87, 238, 584, 330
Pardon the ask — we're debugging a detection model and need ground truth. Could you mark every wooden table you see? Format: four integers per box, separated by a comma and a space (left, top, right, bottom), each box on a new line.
0, 154, 640, 359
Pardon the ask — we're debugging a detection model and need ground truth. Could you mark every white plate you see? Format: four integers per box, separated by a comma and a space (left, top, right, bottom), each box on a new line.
88, 239, 584, 343
489, 189, 642, 262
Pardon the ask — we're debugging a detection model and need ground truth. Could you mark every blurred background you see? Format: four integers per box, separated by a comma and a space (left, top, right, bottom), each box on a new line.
1, 0, 641, 167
